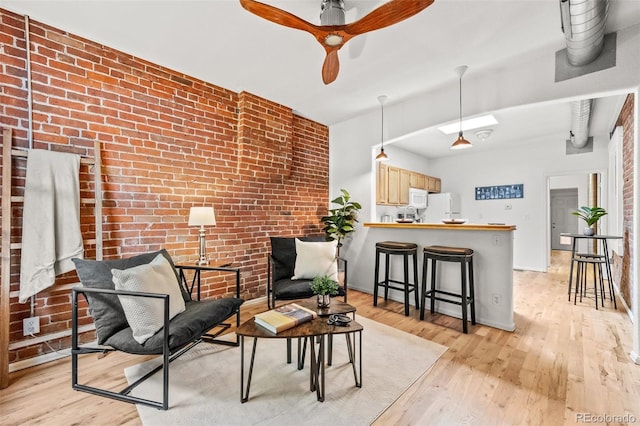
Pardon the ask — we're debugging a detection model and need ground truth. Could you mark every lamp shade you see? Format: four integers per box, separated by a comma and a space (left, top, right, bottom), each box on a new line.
450, 133, 472, 150
188, 207, 216, 226
375, 149, 389, 161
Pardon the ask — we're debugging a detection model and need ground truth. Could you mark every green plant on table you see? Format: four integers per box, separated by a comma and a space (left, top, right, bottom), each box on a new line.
310, 275, 340, 296
572, 206, 607, 226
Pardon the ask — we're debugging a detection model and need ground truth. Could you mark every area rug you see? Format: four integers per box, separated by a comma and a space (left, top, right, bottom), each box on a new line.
124, 316, 447, 425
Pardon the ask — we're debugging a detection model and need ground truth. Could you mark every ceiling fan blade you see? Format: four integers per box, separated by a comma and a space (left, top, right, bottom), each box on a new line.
239, 0, 320, 34
322, 49, 340, 85
345, 0, 434, 36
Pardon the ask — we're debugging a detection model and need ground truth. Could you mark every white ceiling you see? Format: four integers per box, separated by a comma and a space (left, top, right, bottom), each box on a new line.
2, 0, 639, 158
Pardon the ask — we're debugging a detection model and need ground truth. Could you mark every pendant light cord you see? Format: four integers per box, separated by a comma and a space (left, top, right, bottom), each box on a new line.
458, 74, 463, 136
381, 101, 384, 148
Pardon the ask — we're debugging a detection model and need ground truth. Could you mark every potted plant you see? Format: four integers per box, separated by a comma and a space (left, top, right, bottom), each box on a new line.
310, 275, 340, 308
321, 189, 362, 256
572, 206, 607, 236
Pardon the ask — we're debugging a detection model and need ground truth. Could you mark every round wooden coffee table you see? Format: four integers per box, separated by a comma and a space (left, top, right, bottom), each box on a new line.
236, 303, 362, 403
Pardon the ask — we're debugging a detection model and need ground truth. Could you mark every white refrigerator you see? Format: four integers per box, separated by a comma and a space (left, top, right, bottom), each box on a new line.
421, 193, 461, 223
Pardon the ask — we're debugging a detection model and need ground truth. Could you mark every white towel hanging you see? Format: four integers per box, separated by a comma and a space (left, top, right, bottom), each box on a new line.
19, 149, 84, 303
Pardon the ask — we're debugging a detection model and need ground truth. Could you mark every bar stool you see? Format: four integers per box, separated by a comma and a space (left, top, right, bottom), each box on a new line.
373, 241, 419, 316
573, 255, 607, 310
420, 245, 475, 333
569, 252, 616, 310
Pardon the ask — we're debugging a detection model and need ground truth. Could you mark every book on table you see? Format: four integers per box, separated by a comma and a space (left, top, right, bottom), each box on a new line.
254, 303, 318, 334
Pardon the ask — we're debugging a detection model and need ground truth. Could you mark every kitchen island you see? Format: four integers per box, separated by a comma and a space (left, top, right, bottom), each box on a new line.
348, 222, 516, 331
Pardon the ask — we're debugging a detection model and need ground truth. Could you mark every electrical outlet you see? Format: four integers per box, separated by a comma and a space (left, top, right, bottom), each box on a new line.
23, 317, 40, 336
492, 235, 502, 246
492, 294, 502, 305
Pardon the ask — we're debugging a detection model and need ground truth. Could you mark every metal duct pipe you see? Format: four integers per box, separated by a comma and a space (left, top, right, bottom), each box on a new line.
570, 99, 593, 148
560, 0, 609, 66
320, 0, 345, 25
560, 0, 607, 147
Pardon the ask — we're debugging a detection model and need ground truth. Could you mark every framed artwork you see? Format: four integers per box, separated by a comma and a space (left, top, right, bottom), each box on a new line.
475, 184, 524, 200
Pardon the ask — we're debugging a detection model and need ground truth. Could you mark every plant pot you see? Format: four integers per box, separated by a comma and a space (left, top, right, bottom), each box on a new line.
316, 294, 331, 309
583, 227, 595, 236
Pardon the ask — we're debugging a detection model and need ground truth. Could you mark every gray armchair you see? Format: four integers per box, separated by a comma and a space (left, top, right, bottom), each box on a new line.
267, 236, 347, 309
71, 249, 243, 410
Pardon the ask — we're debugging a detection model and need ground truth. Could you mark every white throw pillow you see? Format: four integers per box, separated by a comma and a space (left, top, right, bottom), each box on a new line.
292, 239, 338, 280
111, 253, 186, 344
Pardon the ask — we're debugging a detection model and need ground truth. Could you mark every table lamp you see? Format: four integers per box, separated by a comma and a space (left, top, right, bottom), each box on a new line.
188, 206, 216, 265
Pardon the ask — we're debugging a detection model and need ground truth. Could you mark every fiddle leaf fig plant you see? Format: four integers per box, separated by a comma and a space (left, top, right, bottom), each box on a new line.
321, 189, 362, 256
572, 206, 607, 226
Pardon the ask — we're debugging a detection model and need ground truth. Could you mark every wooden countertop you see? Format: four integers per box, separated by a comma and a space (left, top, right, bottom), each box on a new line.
364, 222, 516, 231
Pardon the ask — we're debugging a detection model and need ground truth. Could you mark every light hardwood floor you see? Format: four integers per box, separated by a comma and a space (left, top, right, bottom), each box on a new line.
1, 251, 638, 425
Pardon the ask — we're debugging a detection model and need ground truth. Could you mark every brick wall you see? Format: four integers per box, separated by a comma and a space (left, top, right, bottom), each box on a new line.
613, 93, 635, 308
0, 9, 329, 363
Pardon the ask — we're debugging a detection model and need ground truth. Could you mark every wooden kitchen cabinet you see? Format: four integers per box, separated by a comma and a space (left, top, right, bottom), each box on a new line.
376, 162, 388, 204
387, 166, 400, 204
410, 172, 427, 190
399, 169, 410, 205
377, 165, 440, 205
428, 176, 441, 193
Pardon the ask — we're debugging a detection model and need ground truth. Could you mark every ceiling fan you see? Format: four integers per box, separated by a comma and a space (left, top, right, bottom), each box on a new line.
239, 0, 435, 84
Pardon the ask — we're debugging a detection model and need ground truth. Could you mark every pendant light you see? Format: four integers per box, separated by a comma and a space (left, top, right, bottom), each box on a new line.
450, 65, 472, 150
375, 95, 389, 161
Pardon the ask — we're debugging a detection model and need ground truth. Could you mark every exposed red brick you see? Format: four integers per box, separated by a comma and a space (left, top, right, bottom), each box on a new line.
0, 8, 329, 363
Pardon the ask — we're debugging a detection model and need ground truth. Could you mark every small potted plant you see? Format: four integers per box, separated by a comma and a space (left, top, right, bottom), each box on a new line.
310, 275, 340, 308
572, 206, 607, 236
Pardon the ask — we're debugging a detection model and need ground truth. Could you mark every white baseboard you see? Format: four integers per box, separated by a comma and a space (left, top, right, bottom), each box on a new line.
244, 296, 267, 306
9, 350, 70, 373
631, 351, 640, 365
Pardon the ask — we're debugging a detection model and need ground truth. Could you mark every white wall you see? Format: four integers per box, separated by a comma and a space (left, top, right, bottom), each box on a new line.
427, 135, 608, 271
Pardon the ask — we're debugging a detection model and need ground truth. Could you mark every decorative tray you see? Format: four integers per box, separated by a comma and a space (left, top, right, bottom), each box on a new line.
441, 219, 466, 224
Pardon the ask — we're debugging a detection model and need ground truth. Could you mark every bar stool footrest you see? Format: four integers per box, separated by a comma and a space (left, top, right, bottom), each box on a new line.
425, 290, 472, 306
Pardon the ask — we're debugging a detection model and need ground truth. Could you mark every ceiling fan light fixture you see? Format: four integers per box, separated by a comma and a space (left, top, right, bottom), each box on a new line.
450, 65, 473, 151
239, 0, 435, 84
324, 34, 344, 46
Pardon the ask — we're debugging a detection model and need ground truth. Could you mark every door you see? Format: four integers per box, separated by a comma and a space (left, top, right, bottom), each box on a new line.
550, 188, 579, 250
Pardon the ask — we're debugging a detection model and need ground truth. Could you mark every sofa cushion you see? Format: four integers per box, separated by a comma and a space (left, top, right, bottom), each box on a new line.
273, 277, 345, 301
292, 238, 338, 280
269, 236, 325, 281
72, 249, 189, 345
104, 297, 244, 355
111, 254, 186, 344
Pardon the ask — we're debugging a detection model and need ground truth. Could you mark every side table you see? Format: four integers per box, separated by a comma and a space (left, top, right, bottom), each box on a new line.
296, 297, 357, 367
175, 262, 241, 346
